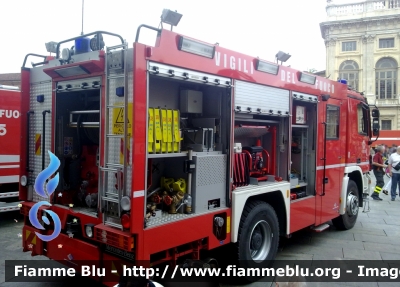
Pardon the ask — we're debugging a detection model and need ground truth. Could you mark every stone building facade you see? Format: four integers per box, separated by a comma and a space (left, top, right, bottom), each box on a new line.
320, 0, 400, 130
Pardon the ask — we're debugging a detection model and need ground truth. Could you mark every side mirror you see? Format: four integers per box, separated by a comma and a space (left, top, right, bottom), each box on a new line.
372, 109, 380, 117
372, 118, 380, 136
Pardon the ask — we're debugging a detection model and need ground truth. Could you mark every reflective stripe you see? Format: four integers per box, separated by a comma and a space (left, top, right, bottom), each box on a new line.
133, 190, 144, 198
0, 155, 20, 163
317, 162, 369, 170
0, 165, 19, 169
316, 164, 346, 170
0, 175, 19, 183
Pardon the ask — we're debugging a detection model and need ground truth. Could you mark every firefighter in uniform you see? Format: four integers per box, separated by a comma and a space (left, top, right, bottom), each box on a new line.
371, 145, 387, 200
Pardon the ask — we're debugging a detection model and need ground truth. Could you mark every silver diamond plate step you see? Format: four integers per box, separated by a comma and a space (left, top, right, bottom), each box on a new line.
145, 211, 195, 227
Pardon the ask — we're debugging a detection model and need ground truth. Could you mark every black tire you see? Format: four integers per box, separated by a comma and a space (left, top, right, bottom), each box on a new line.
332, 180, 359, 230
236, 200, 279, 281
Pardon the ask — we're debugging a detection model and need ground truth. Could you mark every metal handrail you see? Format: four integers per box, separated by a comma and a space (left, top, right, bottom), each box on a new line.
55, 31, 124, 58
22, 54, 49, 68
135, 24, 162, 43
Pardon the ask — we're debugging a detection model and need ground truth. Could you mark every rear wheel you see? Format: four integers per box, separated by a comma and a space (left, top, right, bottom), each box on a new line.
236, 200, 279, 281
332, 180, 359, 230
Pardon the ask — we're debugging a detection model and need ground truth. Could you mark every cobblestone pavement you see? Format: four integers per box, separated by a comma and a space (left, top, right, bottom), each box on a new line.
1, 174, 399, 287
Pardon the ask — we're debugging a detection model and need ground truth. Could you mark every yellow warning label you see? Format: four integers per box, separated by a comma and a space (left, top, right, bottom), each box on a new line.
161, 109, 167, 152
148, 108, 154, 152
167, 109, 173, 152
112, 103, 133, 136
35, 134, 41, 155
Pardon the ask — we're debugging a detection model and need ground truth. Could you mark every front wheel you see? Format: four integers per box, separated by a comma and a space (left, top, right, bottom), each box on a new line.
332, 179, 359, 230
236, 200, 279, 280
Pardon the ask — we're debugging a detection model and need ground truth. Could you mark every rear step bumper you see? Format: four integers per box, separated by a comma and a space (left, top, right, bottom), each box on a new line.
0, 201, 23, 212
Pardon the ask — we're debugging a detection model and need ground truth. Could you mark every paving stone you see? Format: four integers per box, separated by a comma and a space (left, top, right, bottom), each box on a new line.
381, 229, 400, 236
311, 231, 356, 241
377, 283, 400, 287
310, 237, 364, 250
275, 253, 314, 260
343, 247, 382, 260
348, 227, 387, 236
383, 218, 400, 226
358, 217, 387, 225
281, 245, 344, 258
379, 252, 400, 261
363, 242, 400, 255
354, 233, 398, 245
311, 254, 346, 260
359, 222, 400, 232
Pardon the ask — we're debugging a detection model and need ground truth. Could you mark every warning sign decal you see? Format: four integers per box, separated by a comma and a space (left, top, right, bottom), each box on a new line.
112, 103, 133, 136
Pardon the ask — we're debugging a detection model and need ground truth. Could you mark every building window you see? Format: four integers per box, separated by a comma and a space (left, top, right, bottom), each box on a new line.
339, 60, 359, 90
375, 57, 398, 99
342, 41, 357, 51
381, 120, 391, 130
379, 38, 394, 48
326, 105, 339, 139
357, 103, 368, 135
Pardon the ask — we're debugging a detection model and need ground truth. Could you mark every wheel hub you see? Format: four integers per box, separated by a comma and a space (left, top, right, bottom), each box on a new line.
251, 231, 262, 250
346, 193, 359, 216
248, 220, 272, 262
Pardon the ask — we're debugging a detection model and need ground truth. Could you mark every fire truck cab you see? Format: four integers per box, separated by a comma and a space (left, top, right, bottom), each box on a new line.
18, 13, 378, 285
0, 84, 22, 212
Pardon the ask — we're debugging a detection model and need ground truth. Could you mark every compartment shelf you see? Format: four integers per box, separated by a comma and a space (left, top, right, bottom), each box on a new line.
148, 152, 187, 158
291, 182, 308, 189
147, 151, 222, 158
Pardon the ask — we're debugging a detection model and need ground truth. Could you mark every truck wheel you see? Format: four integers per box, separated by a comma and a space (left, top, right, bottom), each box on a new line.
332, 180, 359, 230
236, 200, 279, 275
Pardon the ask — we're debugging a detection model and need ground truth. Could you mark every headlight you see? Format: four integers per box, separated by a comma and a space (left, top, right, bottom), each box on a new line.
121, 196, 131, 211
85, 224, 95, 238
20, 175, 28, 186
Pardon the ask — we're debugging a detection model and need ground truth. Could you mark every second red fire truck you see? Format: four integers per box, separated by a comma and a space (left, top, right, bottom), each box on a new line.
18, 11, 379, 285
0, 84, 22, 212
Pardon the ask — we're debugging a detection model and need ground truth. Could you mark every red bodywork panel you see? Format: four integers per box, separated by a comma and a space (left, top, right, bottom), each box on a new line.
290, 197, 316, 233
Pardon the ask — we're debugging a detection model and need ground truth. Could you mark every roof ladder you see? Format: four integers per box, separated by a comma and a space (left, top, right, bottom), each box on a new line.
99, 41, 129, 230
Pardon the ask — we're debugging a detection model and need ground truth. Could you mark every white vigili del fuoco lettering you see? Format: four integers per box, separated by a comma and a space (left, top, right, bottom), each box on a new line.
215, 52, 254, 74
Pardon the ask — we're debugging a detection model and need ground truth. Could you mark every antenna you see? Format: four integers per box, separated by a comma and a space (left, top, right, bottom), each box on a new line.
81, 0, 84, 35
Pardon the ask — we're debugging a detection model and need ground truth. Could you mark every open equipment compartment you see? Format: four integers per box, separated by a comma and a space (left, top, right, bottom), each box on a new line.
53, 77, 101, 217
232, 80, 291, 191
289, 92, 318, 201
145, 63, 232, 227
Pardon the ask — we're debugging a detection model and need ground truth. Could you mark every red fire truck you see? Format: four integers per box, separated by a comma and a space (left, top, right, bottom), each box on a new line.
0, 84, 22, 212
18, 15, 379, 285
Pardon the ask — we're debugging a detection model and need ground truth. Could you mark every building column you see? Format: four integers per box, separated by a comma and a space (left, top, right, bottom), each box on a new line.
325, 37, 337, 80
363, 34, 376, 105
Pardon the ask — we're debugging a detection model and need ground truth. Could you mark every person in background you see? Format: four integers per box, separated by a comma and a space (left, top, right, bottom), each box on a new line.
382, 144, 398, 196
388, 146, 400, 201
389, 144, 397, 155
371, 145, 387, 200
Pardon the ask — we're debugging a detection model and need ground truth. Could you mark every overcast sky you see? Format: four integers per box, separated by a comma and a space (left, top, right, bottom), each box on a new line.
0, 0, 360, 74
